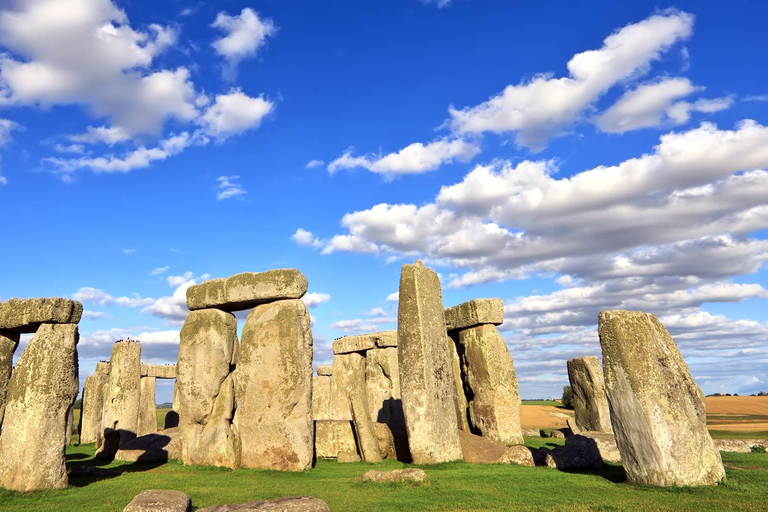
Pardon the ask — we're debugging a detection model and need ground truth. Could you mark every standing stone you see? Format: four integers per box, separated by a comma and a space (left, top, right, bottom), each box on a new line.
397, 260, 462, 464
0, 331, 19, 425
598, 310, 725, 486
567, 356, 612, 433
100, 340, 141, 451
178, 309, 239, 468
341, 352, 381, 462
312, 376, 331, 420
365, 347, 403, 426
80, 372, 109, 444
329, 354, 353, 421
138, 376, 157, 436
446, 334, 471, 432
314, 420, 357, 458
457, 325, 523, 445
0, 323, 79, 491
235, 299, 313, 471
66, 406, 75, 445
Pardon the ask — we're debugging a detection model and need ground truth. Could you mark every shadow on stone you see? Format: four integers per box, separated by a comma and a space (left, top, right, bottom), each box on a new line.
164, 410, 179, 429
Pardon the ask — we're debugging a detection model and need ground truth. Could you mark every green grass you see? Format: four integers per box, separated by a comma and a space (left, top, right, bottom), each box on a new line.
1, 439, 766, 511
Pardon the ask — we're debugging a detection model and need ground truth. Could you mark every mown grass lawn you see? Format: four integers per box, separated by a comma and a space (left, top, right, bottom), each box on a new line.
1, 439, 766, 511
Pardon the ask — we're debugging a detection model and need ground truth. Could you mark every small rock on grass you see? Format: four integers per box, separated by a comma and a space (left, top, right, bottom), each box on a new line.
123, 490, 191, 512
355, 468, 429, 484
198, 496, 330, 511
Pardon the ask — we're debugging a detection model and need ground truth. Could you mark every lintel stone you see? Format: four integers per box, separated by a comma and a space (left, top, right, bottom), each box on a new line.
332, 331, 396, 355
0, 298, 83, 333
316, 365, 332, 376
444, 299, 503, 331
186, 269, 308, 311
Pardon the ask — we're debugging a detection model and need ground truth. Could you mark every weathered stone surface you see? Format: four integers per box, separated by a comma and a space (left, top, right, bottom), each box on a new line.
95, 361, 111, 374
178, 309, 239, 469
0, 331, 19, 425
374, 330, 398, 348
80, 372, 108, 444
446, 334, 471, 432
338, 352, 381, 462
0, 323, 79, 491
550, 430, 566, 439
0, 298, 83, 333
235, 299, 313, 471
365, 347, 403, 425
457, 324, 523, 445
459, 430, 507, 464
186, 269, 308, 311
522, 428, 541, 437
100, 340, 141, 453
337, 451, 361, 463
198, 497, 331, 512
355, 468, 429, 484
312, 376, 331, 421
66, 406, 75, 444
543, 435, 604, 470
332, 334, 375, 355
567, 356, 612, 433
714, 439, 768, 453
141, 364, 176, 379
314, 420, 357, 458
373, 422, 397, 459
397, 261, 463, 464
598, 310, 725, 486
576, 431, 621, 462
124, 489, 191, 512
316, 365, 332, 376
444, 299, 503, 331
498, 445, 535, 466
329, 354, 353, 421
138, 376, 157, 437
115, 429, 180, 462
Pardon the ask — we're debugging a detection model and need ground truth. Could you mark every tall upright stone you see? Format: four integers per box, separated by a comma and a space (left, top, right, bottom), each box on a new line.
100, 340, 141, 451
329, 355, 354, 421
341, 352, 381, 462
446, 334, 471, 432
397, 260, 462, 464
312, 375, 331, 420
0, 331, 19, 425
235, 299, 314, 471
365, 346, 403, 426
177, 309, 239, 468
567, 356, 612, 433
138, 376, 157, 436
598, 310, 725, 486
0, 323, 79, 491
79, 372, 109, 444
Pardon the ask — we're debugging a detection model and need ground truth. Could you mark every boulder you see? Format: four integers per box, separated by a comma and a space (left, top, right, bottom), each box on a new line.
397, 261, 463, 464
0, 323, 79, 491
100, 340, 142, 454
0, 331, 19, 425
80, 371, 108, 444
316, 365, 332, 377
714, 439, 768, 453
115, 430, 180, 462
178, 309, 239, 468
458, 430, 533, 466
186, 269, 308, 311
355, 468, 429, 484
567, 356, 612, 433
198, 497, 330, 512
138, 377, 157, 437
337, 451, 361, 463
365, 347, 403, 425
598, 310, 725, 486
340, 352, 381, 462
235, 299, 313, 471
522, 428, 541, 437
543, 434, 604, 470
312, 376, 331, 421
498, 445, 535, 466
550, 430, 566, 439
314, 420, 357, 458
576, 431, 621, 462
123, 490, 191, 512
444, 299, 503, 331
446, 334, 471, 432
0, 298, 83, 333
457, 324, 523, 445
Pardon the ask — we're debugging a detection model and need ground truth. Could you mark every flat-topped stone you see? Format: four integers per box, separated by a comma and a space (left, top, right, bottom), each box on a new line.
95, 361, 110, 375
124, 489, 191, 512
141, 364, 176, 379
332, 331, 397, 354
0, 298, 83, 333
316, 365, 332, 376
444, 299, 503, 331
186, 269, 308, 311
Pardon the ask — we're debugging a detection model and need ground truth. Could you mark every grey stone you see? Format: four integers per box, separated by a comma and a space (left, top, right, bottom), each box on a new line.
498, 445, 535, 466
314, 420, 357, 458
235, 299, 313, 471
567, 356, 612, 433
186, 269, 308, 312
354, 468, 429, 484
0, 323, 79, 491
341, 352, 381, 463
312, 376, 331, 421
0, 298, 83, 333
0, 331, 19, 426
329, 354, 353, 421
397, 260, 462, 464
332, 334, 376, 355
138, 376, 157, 437
446, 334, 471, 432
543, 435, 604, 470
444, 299, 503, 331
337, 451, 361, 463
80, 372, 108, 444
365, 347, 403, 425
123, 489, 191, 512
316, 365, 332, 377
197, 497, 330, 512
141, 364, 176, 379
99, 339, 141, 453
598, 310, 725, 486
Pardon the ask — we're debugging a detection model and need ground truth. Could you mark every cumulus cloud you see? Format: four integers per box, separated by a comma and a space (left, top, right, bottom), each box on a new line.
141, 280, 194, 324
291, 228, 324, 249
68, 125, 131, 146
211, 8, 276, 80
215, 175, 246, 201
199, 89, 274, 139
329, 316, 397, 335
0, 118, 19, 146
73, 287, 153, 307
302, 292, 331, 308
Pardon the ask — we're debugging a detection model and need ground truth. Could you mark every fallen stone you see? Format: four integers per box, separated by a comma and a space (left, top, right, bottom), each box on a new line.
316, 365, 332, 377
567, 356, 612, 433
124, 489, 191, 512
337, 451, 361, 463
498, 445, 535, 466
99, 339, 141, 454
115, 430, 180, 462
521, 428, 541, 437
312, 376, 331, 421
714, 439, 768, 453
397, 261, 463, 464
235, 299, 313, 471
197, 496, 331, 512
80, 371, 109, 444
0, 298, 83, 333
444, 299, 503, 331
96, 361, 110, 374
365, 347, 403, 426
0, 331, 20, 425
576, 431, 621, 463
355, 468, 429, 484
0, 323, 79, 491
459, 430, 507, 464
598, 310, 725, 486
141, 364, 176, 379
550, 430, 566, 439
137, 376, 157, 437
543, 434, 604, 470
186, 269, 308, 311
314, 420, 357, 458
446, 334, 471, 432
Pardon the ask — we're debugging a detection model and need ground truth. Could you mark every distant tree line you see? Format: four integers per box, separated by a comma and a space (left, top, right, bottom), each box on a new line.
706, 391, 768, 397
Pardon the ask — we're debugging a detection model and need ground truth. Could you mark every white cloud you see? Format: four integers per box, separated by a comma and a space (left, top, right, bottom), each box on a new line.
200, 89, 274, 139
302, 292, 331, 308
215, 175, 246, 201
420, 0, 453, 7
291, 228, 324, 249
211, 8, 276, 80
81, 310, 106, 319
54, 143, 85, 154
0, 118, 19, 146
448, 10, 693, 149
141, 280, 194, 324
150, 265, 170, 276
743, 95, 768, 102
167, 272, 194, 288
122, 248, 136, 254
69, 125, 131, 146
386, 292, 399, 302
329, 316, 397, 335
306, 159, 323, 169
367, 307, 389, 317
73, 286, 153, 307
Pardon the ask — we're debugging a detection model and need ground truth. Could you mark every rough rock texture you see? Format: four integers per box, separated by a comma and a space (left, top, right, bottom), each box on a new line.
115, 429, 180, 462
339, 352, 381, 462
178, 309, 239, 469
543, 435, 604, 470
314, 420, 357, 458
374, 422, 397, 459
80, 372, 108, 444
0, 331, 19, 425
337, 451, 361, 463
142, 364, 176, 379
444, 299, 503, 331
365, 347, 403, 425
100, 340, 141, 452
576, 431, 621, 462
0, 323, 79, 491
0, 298, 83, 333
397, 261, 463, 464
312, 376, 331, 421
459, 430, 508, 463
714, 439, 768, 453
96, 361, 110, 374
498, 445, 535, 466
522, 428, 541, 437
332, 334, 376, 355
457, 324, 523, 445
316, 365, 332, 377
186, 269, 308, 311
329, 354, 354, 421
198, 497, 331, 512
355, 468, 429, 484
567, 356, 613, 433
123, 489, 191, 512
235, 299, 313, 471
598, 310, 725, 486
138, 376, 157, 437
374, 330, 398, 348
446, 334, 471, 432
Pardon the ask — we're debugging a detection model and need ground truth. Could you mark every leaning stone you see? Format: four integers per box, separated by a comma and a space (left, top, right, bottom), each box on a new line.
355, 468, 429, 484
138, 376, 157, 437
543, 435, 604, 470
314, 420, 357, 458
197, 497, 331, 512
365, 347, 403, 425
598, 310, 725, 486
444, 299, 503, 332
123, 489, 191, 512
457, 324, 523, 445
0, 323, 79, 491
0, 298, 83, 333
95, 361, 111, 374
99, 339, 141, 454
337, 451, 361, 463
316, 365, 332, 377
235, 299, 313, 471
0, 331, 20, 425
341, 352, 381, 462
446, 334, 471, 432
115, 430, 180, 463
312, 376, 331, 421
80, 371, 108, 444
142, 364, 176, 379
331, 334, 376, 355
178, 309, 239, 469
397, 261, 463, 464
567, 356, 612, 433
186, 269, 308, 311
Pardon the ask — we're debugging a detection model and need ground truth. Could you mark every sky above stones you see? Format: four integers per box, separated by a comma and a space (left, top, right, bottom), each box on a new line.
1, 0, 767, 402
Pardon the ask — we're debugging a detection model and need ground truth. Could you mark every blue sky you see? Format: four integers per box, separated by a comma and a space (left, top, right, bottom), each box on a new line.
1, 0, 767, 402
